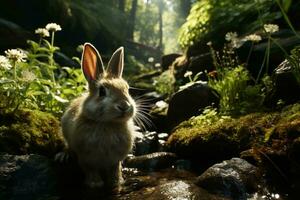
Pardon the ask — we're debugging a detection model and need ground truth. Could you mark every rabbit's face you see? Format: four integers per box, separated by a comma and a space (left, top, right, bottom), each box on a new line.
80, 43, 136, 123
83, 78, 136, 122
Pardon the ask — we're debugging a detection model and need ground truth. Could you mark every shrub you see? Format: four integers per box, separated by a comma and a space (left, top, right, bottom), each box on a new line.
178, 0, 277, 49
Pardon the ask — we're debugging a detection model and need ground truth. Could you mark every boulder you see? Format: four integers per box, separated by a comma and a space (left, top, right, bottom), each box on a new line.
0, 154, 58, 200
270, 59, 300, 105
0, 109, 65, 156
167, 82, 219, 129
161, 53, 182, 70
54, 51, 80, 68
196, 158, 260, 200
0, 18, 32, 52
133, 131, 159, 156
124, 152, 177, 171
185, 53, 214, 81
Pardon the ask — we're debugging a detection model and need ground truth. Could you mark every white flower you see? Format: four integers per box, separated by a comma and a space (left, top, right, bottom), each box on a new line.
225, 32, 238, 42
45, 23, 62, 32
244, 34, 262, 42
184, 71, 193, 77
264, 24, 279, 34
148, 57, 154, 63
35, 28, 50, 37
0, 55, 12, 70
21, 70, 36, 82
5, 49, 27, 63
155, 100, 168, 108
206, 41, 212, 46
154, 63, 161, 68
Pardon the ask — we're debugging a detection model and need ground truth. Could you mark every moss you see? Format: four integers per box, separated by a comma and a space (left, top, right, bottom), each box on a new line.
0, 109, 65, 156
166, 103, 300, 165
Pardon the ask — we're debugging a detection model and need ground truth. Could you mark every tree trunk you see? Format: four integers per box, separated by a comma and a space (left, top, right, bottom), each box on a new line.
127, 0, 138, 40
118, 0, 126, 12
158, 2, 163, 52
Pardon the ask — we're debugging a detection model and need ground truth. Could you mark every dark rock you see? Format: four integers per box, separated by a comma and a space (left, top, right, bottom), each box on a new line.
270, 59, 300, 105
167, 82, 219, 129
185, 53, 214, 81
149, 100, 169, 132
161, 53, 182, 70
137, 180, 228, 200
133, 131, 158, 156
124, 152, 177, 171
196, 158, 260, 200
0, 18, 32, 52
54, 51, 80, 68
0, 154, 58, 200
239, 33, 300, 77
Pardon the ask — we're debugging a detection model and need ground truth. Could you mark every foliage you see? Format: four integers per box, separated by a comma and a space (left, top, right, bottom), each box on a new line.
189, 107, 231, 128
0, 24, 85, 115
206, 41, 272, 115
286, 45, 300, 85
153, 69, 175, 96
167, 102, 300, 161
178, 0, 278, 49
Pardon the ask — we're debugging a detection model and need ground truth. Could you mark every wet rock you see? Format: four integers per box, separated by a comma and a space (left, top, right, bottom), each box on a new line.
0, 154, 58, 200
134, 131, 158, 156
270, 59, 300, 105
124, 152, 177, 171
167, 82, 219, 129
196, 158, 260, 200
141, 180, 228, 200
161, 53, 182, 70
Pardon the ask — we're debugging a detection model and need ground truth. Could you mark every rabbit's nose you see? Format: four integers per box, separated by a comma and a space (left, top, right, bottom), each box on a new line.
116, 101, 131, 112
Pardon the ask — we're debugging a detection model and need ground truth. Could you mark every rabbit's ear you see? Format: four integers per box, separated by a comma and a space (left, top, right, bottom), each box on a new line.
107, 47, 124, 78
81, 43, 104, 83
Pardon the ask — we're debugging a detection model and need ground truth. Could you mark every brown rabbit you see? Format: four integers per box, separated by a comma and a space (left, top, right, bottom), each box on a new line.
60, 43, 136, 189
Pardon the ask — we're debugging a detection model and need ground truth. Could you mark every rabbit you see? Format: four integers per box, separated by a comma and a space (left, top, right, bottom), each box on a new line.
60, 43, 136, 190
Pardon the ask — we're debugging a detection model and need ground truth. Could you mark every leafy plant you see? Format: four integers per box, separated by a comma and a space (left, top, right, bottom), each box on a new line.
189, 106, 231, 128
178, 0, 278, 49
286, 46, 300, 85
153, 68, 175, 97
0, 23, 85, 115
207, 41, 270, 115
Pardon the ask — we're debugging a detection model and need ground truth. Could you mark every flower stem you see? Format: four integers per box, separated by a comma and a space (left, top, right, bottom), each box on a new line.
13, 61, 17, 80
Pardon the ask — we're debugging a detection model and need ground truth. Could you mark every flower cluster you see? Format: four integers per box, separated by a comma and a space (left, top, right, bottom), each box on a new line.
225, 32, 238, 42
244, 34, 262, 42
21, 70, 36, 82
184, 70, 193, 78
264, 24, 279, 34
0, 55, 12, 70
5, 49, 27, 63
35, 28, 50, 37
45, 23, 62, 32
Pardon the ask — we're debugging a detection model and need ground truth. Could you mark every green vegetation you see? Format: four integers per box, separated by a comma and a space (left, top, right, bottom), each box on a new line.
0, 23, 85, 115
0, 109, 64, 156
178, 0, 277, 49
153, 68, 176, 97
167, 103, 300, 159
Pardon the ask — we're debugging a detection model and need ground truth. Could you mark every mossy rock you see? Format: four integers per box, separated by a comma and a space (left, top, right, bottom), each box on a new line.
0, 109, 65, 156
166, 103, 300, 167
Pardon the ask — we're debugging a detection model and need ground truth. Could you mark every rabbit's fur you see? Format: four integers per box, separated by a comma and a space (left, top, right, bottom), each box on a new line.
61, 43, 136, 189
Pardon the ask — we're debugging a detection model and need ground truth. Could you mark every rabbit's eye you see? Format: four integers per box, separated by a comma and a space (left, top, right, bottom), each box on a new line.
98, 86, 106, 97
